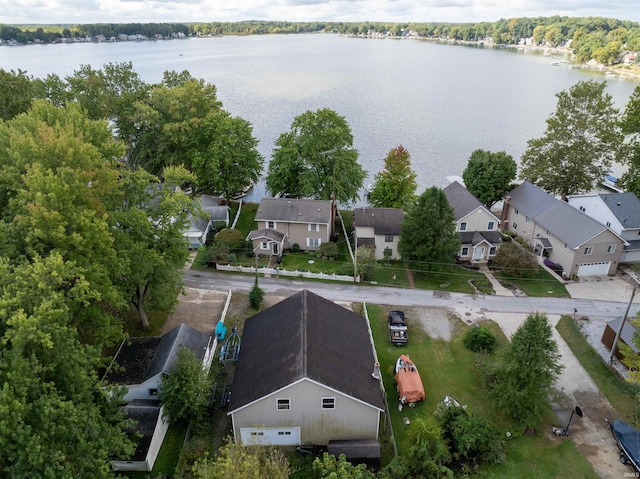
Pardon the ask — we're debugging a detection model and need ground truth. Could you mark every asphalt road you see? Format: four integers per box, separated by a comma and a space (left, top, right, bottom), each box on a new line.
184, 269, 640, 322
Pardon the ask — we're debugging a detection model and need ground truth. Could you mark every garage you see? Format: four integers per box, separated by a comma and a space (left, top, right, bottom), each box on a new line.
239, 427, 301, 446
577, 261, 611, 276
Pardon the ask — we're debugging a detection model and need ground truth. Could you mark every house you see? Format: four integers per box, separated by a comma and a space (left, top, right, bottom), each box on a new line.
443, 181, 502, 261
227, 290, 385, 454
501, 181, 625, 277
601, 317, 640, 365
103, 324, 214, 472
247, 198, 334, 255
111, 400, 170, 472
353, 207, 403, 260
184, 195, 230, 248
567, 192, 640, 263
103, 323, 215, 402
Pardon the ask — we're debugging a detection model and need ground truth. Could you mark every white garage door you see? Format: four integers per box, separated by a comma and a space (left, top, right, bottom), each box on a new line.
240, 427, 301, 446
577, 262, 610, 276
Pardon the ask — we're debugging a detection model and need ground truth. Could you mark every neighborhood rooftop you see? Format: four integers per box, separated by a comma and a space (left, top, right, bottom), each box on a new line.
255, 198, 333, 223
227, 290, 385, 413
598, 192, 640, 228
507, 181, 620, 248
353, 207, 404, 235
443, 180, 489, 221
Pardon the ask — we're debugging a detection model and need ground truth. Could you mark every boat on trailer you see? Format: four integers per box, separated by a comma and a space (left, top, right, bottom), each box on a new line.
394, 355, 425, 410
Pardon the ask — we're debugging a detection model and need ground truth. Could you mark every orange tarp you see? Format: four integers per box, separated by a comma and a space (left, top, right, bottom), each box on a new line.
395, 355, 425, 404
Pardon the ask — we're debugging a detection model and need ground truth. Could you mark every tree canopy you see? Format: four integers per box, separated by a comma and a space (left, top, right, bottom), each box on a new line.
491, 312, 562, 428
618, 85, 640, 198
519, 80, 624, 197
368, 145, 418, 209
266, 108, 366, 203
462, 149, 516, 208
398, 187, 459, 268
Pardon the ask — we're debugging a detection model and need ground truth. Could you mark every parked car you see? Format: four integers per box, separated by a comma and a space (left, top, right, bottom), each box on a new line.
388, 310, 408, 345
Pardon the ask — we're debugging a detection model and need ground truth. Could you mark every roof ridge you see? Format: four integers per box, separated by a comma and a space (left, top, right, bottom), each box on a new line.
301, 291, 308, 377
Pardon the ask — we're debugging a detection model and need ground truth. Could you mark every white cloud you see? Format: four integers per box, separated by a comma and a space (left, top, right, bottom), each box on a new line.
1, 0, 639, 24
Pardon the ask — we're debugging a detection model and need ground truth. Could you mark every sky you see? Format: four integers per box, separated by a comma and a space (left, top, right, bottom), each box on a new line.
1, 0, 639, 26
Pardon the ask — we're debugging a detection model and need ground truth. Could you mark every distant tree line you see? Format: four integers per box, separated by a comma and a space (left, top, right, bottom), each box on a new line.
2, 16, 640, 64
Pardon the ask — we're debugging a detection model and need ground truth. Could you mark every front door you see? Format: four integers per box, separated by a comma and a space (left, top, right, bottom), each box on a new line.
473, 246, 485, 260
271, 242, 279, 255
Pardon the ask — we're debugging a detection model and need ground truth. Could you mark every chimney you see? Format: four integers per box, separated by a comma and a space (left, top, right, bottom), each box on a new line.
371, 362, 381, 380
500, 196, 511, 230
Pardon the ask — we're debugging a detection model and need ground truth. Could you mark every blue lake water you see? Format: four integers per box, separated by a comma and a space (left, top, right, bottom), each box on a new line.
2, 34, 638, 205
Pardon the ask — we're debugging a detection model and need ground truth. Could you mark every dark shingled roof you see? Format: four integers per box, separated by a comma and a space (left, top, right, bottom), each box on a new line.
598, 192, 640, 229
255, 198, 333, 224
228, 290, 384, 412
247, 229, 286, 242
443, 181, 491, 221
459, 230, 502, 246
103, 324, 211, 385
353, 208, 404, 235
122, 400, 162, 461
606, 318, 640, 353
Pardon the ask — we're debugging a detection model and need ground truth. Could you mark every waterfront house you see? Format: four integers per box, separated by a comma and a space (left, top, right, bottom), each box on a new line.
227, 290, 384, 456
353, 207, 404, 260
567, 192, 640, 264
443, 181, 502, 262
247, 198, 334, 255
501, 181, 625, 277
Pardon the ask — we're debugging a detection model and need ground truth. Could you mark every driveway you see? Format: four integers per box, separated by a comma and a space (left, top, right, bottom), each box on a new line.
564, 273, 638, 303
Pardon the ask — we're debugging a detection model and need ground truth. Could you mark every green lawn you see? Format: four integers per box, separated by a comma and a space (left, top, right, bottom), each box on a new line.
495, 267, 570, 298
366, 304, 599, 478
556, 315, 637, 423
410, 264, 494, 294
233, 201, 258, 236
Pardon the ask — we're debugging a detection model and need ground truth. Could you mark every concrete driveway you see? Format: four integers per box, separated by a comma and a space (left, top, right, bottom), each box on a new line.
564, 274, 639, 303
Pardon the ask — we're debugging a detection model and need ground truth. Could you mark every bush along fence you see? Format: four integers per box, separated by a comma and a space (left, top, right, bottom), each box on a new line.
215, 263, 355, 282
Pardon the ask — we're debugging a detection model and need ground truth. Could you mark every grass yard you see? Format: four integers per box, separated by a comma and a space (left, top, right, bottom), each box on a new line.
410, 264, 494, 294
495, 267, 570, 298
366, 304, 598, 478
556, 315, 637, 423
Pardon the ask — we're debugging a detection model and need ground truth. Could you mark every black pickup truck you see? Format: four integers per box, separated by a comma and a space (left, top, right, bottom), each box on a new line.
388, 310, 408, 345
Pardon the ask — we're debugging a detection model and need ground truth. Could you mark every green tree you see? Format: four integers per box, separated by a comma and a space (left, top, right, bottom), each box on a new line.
463, 325, 497, 353
618, 85, 640, 198
491, 312, 562, 428
249, 277, 265, 310
398, 187, 459, 268
266, 108, 366, 203
462, 149, 517, 208
0, 254, 135, 477
520, 80, 624, 197
532, 25, 545, 44
368, 145, 418, 209
0, 69, 36, 120
312, 452, 376, 478
159, 348, 212, 423
491, 241, 539, 278
191, 437, 289, 479
355, 245, 376, 281
190, 112, 263, 200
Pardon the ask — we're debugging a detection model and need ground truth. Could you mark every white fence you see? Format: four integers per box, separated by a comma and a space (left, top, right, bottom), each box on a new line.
215, 263, 355, 282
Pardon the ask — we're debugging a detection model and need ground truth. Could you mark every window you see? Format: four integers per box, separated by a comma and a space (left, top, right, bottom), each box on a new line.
514, 208, 519, 215
583, 246, 593, 255
564, 243, 570, 250
260, 242, 269, 250
487, 221, 495, 230
321, 397, 336, 410
307, 238, 321, 247
278, 431, 292, 436
267, 221, 276, 229
525, 216, 530, 224
513, 222, 518, 230
579, 206, 586, 212
489, 246, 497, 255
308, 223, 318, 232
385, 234, 394, 242
607, 244, 616, 254
459, 222, 467, 231
606, 221, 611, 227
276, 399, 290, 411
250, 431, 264, 437
460, 246, 469, 256
149, 388, 158, 396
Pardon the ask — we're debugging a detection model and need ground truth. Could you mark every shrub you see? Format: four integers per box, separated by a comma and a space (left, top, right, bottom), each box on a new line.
215, 228, 244, 249
463, 325, 497, 353
291, 243, 300, 253
318, 241, 339, 260
249, 278, 264, 310
208, 241, 230, 264
492, 241, 539, 277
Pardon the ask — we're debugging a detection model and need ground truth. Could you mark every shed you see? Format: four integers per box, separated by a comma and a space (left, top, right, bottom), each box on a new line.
601, 317, 640, 364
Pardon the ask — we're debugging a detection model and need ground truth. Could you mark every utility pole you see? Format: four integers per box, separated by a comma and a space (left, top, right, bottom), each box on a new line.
609, 272, 640, 364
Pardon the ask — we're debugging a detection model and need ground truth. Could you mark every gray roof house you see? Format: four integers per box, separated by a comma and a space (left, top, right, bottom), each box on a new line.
184, 195, 230, 249
228, 290, 384, 456
567, 192, 640, 263
443, 181, 502, 262
104, 324, 214, 472
502, 181, 625, 277
353, 208, 404, 260
248, 198, 335, 255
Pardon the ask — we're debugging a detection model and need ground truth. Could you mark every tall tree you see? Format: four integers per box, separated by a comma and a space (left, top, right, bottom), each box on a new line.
618, 85, 640, 198
266, 108, 366, 203
520, 80, 624, 197
398, 187, 459, 268
491, 312, 562, 428
462, 149, 517, 209
368, 144, 418, 209
0, 69, 36, 121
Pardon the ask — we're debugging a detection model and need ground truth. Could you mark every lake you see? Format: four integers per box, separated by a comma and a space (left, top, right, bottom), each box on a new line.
1, 34, 638, 205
